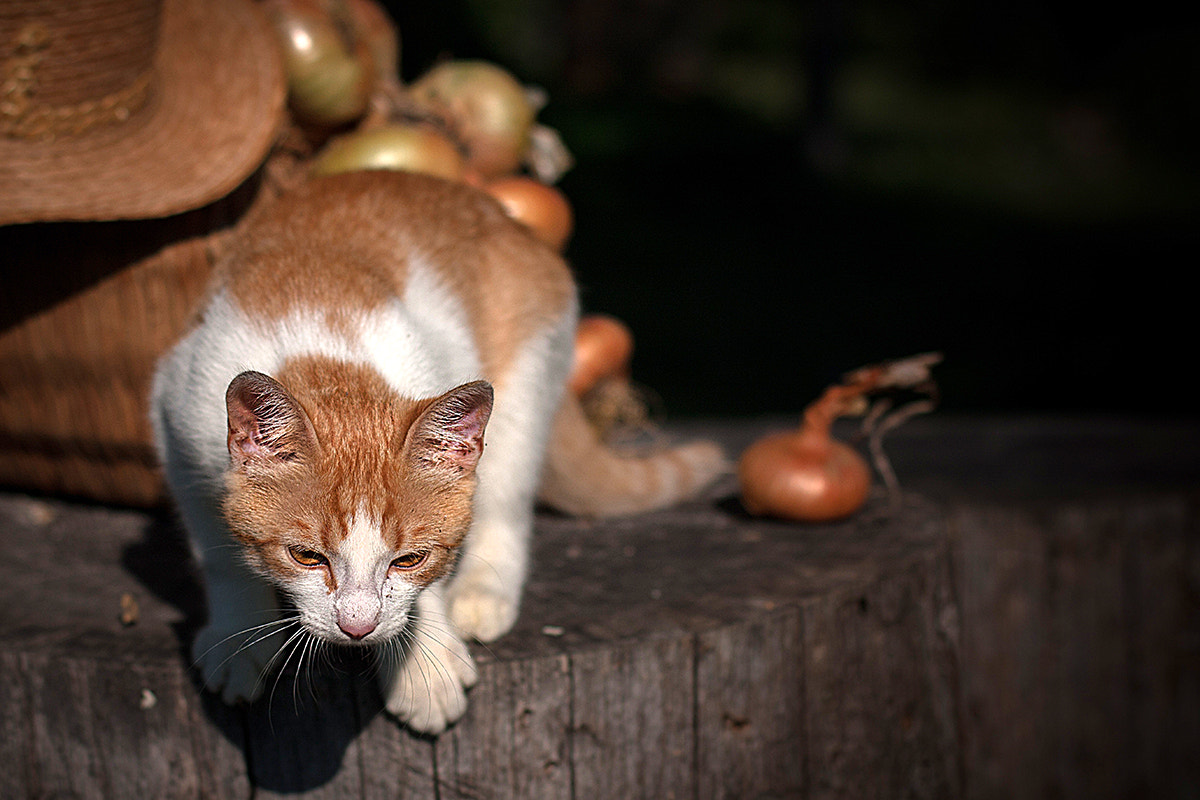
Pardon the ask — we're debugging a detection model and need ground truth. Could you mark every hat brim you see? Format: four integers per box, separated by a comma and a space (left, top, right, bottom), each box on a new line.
0, 0, 286, 226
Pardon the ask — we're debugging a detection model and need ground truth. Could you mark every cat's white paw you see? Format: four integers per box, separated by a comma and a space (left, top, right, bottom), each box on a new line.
382, 630, 478, 734
191, 621, 283, 705
447, 576, 520, 643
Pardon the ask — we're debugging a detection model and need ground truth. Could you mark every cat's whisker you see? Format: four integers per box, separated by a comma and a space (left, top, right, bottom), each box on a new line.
368, 639, 397, 681
263, 625, 311, 715
291, 632, 319, 710
394, 628, 439, 724
406, 607, 495, 667
405, 629, 462, 712
193, 614, 300, 667
382, 638, 403, 675
309, 637, 333, 699
262, 623, 307, 677
310, 637, 328, 675
407, 621, 479, 676
239, 616, 303, 654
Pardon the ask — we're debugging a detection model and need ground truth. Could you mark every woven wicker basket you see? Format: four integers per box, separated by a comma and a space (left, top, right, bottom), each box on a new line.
0, 211, 234, 506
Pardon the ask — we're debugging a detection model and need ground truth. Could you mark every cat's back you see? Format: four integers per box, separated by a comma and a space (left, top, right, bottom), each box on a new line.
215, 170, 573, 327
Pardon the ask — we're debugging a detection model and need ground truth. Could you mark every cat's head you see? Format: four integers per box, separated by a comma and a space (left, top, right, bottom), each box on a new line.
219, 368, 492, 646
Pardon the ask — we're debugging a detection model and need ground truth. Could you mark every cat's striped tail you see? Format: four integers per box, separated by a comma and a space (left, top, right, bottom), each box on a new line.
536, 394, 728, 517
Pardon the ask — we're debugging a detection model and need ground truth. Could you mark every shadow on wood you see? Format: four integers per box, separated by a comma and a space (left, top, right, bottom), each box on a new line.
121, 514, 387, 793
0, 477, 960, 799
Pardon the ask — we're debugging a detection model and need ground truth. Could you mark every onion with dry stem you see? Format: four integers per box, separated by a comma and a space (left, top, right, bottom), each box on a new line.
738, 352, 941, 522
738, 385, 872, 522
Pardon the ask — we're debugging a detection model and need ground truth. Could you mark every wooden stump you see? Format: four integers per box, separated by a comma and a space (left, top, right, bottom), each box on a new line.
3, 416, 1196, 799
0, 468, 959, 799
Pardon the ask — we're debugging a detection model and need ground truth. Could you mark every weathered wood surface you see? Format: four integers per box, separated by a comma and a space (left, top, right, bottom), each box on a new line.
704, 414, 1200, 800
1, 415, 1197, 799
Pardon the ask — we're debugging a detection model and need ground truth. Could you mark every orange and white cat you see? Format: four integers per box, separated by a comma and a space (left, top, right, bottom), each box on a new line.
150, 170, 723, 734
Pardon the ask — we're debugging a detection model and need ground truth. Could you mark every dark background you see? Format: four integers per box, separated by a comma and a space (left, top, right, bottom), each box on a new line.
385, 0, 1197, 419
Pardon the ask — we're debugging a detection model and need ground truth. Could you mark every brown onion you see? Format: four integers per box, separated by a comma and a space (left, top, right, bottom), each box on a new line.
485, 176, 574, 251
409, 60, 536, 179
311, 123, 464, 179
738, 424, 871, 522
569, 314, 634, 396
738, 378, 875, 522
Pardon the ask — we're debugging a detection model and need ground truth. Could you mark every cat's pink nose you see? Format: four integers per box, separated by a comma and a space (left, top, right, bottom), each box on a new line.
336, 594, 381, 640
338, 616, 378, 640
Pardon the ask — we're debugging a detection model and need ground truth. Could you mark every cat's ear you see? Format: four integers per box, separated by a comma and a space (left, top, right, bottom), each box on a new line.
226, 371, 318, 471
406, 380, 493, 477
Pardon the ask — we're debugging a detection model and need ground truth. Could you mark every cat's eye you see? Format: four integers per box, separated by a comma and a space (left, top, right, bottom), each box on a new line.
391, 551, 429, 571
289, 547, 328, 567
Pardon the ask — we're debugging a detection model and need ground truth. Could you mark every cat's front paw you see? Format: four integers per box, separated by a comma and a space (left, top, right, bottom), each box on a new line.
192, 621, 285, 705
447, 572, 520, 642
382, 629, 478, 734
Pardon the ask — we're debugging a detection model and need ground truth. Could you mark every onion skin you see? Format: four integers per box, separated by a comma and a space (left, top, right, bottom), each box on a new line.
265, 0, 373, 126
410, 60, 536, 180
738, 426, 871, 522
485, 176, 574, 251
291, 56, 372, 125
311, 124, 465, 180
568, 314, 634, 396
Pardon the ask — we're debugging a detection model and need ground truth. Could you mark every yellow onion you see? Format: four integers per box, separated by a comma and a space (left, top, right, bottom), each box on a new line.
311, 124, 465, 179
410, 60, 536, 179
265, 0, 373, 125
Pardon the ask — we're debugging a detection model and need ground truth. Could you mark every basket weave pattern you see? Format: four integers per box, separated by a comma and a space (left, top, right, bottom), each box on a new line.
0, 234, 216, 505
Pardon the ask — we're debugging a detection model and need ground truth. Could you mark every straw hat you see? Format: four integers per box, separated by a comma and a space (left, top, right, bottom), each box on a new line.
0, 0, 286, 226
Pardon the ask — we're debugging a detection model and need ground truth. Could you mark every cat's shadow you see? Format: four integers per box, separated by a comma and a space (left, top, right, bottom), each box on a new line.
122, 512, 388, 793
